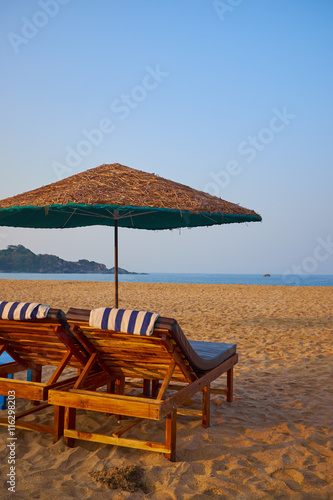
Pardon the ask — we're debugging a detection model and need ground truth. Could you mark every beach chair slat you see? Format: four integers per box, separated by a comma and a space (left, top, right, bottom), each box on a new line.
94, 344, 169, 355
99, 359, 187, 373
0, 323, 64, 335
98, 352, 174, 363
13, 352, 80, 368
81, 330, 167, 341
105, 367, 173, 381
5, 343, 68, 353
88, 340, 168, 352
0, 333, 68, 343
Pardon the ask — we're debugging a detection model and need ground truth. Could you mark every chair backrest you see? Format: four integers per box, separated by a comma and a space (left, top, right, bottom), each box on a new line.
0, 308, 88, 369
67, 308, 197, 383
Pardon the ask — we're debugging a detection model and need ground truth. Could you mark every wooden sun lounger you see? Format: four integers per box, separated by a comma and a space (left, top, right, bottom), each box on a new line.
49, 308, 238, 460
0, 308, 108, 441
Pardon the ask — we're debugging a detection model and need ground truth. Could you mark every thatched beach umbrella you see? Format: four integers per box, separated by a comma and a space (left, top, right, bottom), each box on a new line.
0, 163, 261, 306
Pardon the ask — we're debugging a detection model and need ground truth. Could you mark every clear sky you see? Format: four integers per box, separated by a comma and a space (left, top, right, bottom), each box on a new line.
0, 0, 332, 275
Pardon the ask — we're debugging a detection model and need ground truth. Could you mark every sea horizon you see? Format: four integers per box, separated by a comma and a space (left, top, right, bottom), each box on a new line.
0, 272, 332, 287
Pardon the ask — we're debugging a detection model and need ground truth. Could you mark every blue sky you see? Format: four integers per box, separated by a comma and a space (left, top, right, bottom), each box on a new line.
0, 0, 332, 275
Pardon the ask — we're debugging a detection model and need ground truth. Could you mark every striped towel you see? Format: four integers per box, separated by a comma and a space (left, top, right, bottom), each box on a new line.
89, 308, 160, 336
0, 301, 50, 320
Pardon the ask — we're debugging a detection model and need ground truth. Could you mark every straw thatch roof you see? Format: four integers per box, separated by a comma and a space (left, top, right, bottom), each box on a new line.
0, 163, 260, 218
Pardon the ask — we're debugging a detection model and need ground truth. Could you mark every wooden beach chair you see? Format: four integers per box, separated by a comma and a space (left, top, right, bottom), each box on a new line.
49, 307, 238, 461
0, 302, 108, 441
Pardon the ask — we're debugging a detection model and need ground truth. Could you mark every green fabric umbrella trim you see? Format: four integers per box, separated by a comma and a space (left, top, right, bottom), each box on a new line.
0, 203, 261, 230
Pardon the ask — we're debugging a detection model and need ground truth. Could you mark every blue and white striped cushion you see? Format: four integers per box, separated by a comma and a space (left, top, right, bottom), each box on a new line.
0, 301, 50, 320
89, 308, 160, 336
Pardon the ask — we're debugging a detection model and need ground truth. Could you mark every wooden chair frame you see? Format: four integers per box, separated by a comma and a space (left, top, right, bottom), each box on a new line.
0, 310, 108, 441
49, 319, 238, 460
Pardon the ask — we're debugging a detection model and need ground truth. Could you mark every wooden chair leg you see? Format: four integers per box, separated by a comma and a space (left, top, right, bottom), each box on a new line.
165, 410, 177, 462
152, 380, 160, 398
30, 365, 42, 406
143, 379, 151, 397
64, 407, 76, 447
106, 380, 115, 416
0, 372, 9, 410
116, 377, 125, 420
107, 380, 116, 394
53, 406, 64, 443
116, 377, 125, 394
202, 384, 211, 428
227, 367, 233, 402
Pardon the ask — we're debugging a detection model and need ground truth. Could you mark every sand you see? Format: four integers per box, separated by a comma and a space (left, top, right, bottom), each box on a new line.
0, 280, 332, 499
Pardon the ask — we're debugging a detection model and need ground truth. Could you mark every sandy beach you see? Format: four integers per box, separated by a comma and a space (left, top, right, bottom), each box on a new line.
0, 279, 332, 499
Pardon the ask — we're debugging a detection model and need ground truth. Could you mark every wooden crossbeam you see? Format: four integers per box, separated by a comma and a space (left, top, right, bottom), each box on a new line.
157, 361, 176, 400
0, 362, 29, 376
73, 352, 98, 389
160, 355, 238, 418
47, 351, 73, 385
49, 389, 162, 420
63, 428, 170, 454
16, 403, 50, 420
0, 378, 45, 401
177, 408, 202, 417
0, 418, 53, 435
112, 418, 143, 438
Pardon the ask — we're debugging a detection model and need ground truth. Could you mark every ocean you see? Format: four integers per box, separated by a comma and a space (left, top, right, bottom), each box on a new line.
0, 272, 332, 287
0, 272, 331, 365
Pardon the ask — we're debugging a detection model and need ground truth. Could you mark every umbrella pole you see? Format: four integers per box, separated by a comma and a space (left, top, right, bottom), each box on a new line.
114, 220, 119, 308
